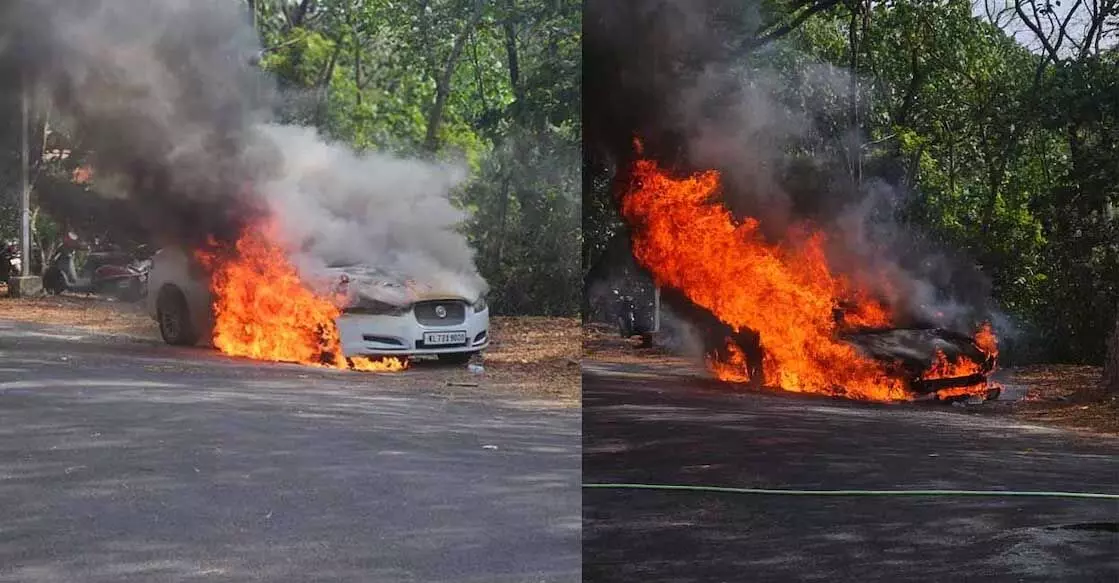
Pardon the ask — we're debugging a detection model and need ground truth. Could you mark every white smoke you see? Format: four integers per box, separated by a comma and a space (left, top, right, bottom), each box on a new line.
250, 124, 486, 300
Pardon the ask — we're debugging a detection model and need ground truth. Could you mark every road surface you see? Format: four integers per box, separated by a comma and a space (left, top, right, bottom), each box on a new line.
583, 361, 1119, 583
0, 320, 580, 583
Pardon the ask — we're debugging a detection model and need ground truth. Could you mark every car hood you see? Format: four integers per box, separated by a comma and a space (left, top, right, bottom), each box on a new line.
323, 265, 473, 307
841, 327, 993, 377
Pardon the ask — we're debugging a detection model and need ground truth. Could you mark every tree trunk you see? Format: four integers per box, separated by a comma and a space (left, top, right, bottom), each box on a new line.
503, 0, 523, 117
1105, 306, 1119, 395
495, 168, 511, 265
423, 0, 485, 152
349, 5, 363, 107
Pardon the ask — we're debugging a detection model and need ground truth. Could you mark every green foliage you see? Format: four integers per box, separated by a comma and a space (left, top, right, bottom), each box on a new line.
252, 0, 581, 316
461, 126, 580, 316
841, 3, 1118, 363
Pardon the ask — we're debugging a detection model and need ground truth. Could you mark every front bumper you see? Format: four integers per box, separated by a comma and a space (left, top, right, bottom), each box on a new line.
336, 306, 490, 357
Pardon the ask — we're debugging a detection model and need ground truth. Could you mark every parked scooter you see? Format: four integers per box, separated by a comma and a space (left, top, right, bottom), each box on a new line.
43, 235, 151, 302
614, 289, 653, 348
0, 241, 18, 284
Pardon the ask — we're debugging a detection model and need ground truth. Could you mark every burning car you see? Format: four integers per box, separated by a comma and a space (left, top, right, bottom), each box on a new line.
689, 296, 1000, 402
621, 156, 1001, 402
146, 247, 489, 364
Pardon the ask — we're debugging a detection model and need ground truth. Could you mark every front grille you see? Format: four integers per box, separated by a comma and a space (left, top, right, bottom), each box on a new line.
362, 335, 404, 346
414, 300, 466, 326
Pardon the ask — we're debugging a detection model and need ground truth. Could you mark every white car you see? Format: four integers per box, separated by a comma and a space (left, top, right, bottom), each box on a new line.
146, 248, 489, 364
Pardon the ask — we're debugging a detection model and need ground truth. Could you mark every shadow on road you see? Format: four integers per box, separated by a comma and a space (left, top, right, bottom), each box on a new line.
0, 322, 580, 582
583, 366, 1119, 583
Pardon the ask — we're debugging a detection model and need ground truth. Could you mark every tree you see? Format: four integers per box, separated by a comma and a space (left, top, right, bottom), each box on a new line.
251, 0, 581, 316
1107, 307, 1119, 394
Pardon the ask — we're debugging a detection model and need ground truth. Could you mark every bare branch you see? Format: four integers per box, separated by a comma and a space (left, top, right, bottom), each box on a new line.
1015, 0, 1062, 63
739, 0, 844, 53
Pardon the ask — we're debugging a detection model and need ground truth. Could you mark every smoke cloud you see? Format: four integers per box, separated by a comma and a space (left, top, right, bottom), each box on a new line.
587, 0, 1000, 335
1, 0, 485, 300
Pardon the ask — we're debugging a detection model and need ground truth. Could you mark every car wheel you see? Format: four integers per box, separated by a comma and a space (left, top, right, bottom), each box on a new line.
157, 286, 199, 346
437, 352, 475, 366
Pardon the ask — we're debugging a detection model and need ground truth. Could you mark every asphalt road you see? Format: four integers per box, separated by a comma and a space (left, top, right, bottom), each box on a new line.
583, 361, 1119, 583
0, 320, 580, 583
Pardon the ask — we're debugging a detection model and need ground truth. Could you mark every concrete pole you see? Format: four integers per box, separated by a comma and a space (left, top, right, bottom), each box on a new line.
653, 286, 661, 333
10, 69, 42, 297
19, 69, 29, 277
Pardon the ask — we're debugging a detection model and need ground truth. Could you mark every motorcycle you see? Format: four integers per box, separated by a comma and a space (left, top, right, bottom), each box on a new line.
0, 241, 18, 284
43, 238, 151, 302
614, 289, 653, 348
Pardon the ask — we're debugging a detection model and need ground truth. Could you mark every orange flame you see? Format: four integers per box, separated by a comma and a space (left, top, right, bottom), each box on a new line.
622, 159, 908, 401
197, 224, 406, 373
922, 350, 984, 380
927, 322, 999, 400
706, 341, 752, 384
974, 321, 998, 360
72, 165, 94, 184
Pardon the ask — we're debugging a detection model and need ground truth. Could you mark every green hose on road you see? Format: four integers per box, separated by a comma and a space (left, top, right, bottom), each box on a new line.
583, 483, 1119, 500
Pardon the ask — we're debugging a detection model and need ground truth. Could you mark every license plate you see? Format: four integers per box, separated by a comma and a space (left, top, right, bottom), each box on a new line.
424, 331, 467, 345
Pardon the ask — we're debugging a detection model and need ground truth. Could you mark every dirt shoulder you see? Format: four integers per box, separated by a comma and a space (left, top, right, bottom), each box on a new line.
1003, 364, 1119, 435
0, 293, 580, 406
0, 293, 158, 339
586, 323, 1118, 434
584, 323, 698, 368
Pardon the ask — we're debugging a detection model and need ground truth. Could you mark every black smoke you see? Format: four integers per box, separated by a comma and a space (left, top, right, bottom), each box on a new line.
2, 0, 270, 249
0, 0, 486, 300
585, 0, 1000, 341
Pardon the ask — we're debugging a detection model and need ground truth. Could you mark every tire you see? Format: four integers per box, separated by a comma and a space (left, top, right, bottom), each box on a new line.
157, 286, 199, 346
437, 352, 475, 365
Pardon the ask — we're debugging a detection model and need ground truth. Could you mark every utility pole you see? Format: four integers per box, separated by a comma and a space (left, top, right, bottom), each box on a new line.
19, 69, 29, 277
10, 67, 41, 296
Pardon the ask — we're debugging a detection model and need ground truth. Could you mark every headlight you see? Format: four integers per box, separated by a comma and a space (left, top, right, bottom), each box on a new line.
472, 296, 487, 312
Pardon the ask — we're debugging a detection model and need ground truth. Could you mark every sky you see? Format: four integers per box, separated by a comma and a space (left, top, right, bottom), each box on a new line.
973, 0, 1118, 55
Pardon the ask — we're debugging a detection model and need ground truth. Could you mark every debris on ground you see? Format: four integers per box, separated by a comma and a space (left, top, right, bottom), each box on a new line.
0, 293, 156, 339
481, 317, 581, 404
583, 323, 695, 367
1005, 365, 1119, 435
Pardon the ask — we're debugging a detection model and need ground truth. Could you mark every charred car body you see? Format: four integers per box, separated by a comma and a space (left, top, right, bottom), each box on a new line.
146, 248, 489, 363
707, 319, 998, 401
663, 287, 998, 400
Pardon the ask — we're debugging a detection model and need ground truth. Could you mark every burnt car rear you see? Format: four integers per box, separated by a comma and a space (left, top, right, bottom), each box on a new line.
842, 327, 1000, 401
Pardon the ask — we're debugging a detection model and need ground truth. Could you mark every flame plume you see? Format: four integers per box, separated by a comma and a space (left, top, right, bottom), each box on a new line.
622, 158, 1000, 402
197, 225, 407, 373
622, 158, 908, 401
